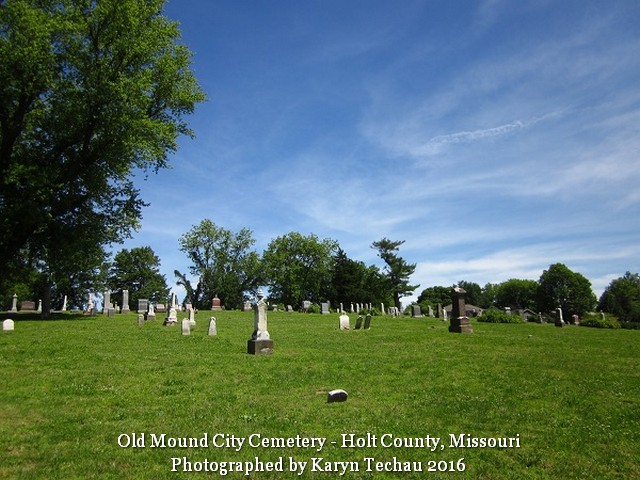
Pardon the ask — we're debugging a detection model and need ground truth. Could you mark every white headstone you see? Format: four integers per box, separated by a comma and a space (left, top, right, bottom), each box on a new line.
208, 317, 217, 336
102, 291, 111, 314
251, 291, 270, 341
339, 313, 350, 330
137, 314, 144, 327
164, 306, 177, 325
181, 318, 191, 335
37, 299, 42, 313
121, 290, 130, 314
147, 303, 156, 319
189, 307, 196, 327
3, 319, 15, 331
10, 294, 18, 313
61, 295, 68, 312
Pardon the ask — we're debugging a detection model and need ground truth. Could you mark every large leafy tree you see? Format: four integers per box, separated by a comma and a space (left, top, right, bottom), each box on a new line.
262, 232, 338, 307
177, 220, 262, 310
0, 0, 205, 314
371, 238, 419, 310
108, 246, 169, 309
457, 280, 482, 306
495, 279, 539, 311
331, 248, 390, 308
598, 272, 640, 325
537, 263, 597, 317
417, 285, 452, 306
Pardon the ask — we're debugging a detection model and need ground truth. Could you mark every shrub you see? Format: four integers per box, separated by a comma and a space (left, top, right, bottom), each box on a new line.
580, 313, 621, 329
478, 308, 525, 324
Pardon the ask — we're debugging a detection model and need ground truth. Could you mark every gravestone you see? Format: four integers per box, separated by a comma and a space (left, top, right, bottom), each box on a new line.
20, 300, 36, 312
137, 299, 149, 314
449, 287, 473, 333
107, 308, 116, 317
86, 294, 96, 316
364, 314, 372, 329
164, 306, 178, 326
571, 314, 580, 325
243, 301, 252, 312
321, 302, 330, 315
354, 315, 363, 329
211, 295, 222, 311
339, 313, 350, 330
350, 303, 354, 313
505, 307, 511, 315
121, 290, 130, 314
208, 317, 217, 336
137, 314, 144, 327
181, 318, 191, 335
437, 303, 443, 319
3, 319, 15, 331
286, 305, 293, 312
189, 307, 196, 328
327, 389, 348, 403
102, 291, 111, 315
411, 305, 422, 317
248, 289, 273, 355
156, 303, 166, 313
428, 305, 434, 317
555, 307, 565, 328
61, 295, 68, 312
302, 300, 311, 312
146, 304, 156, 321
10, 294, 18, 313
37, 299, 42, 313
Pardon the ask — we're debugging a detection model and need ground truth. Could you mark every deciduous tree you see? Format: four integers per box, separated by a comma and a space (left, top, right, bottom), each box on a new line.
177, 220, 262, 309
598, 272, 640, 325
537, 263, 596, 317
0, 0, 205, 314
262, 232, 338, 307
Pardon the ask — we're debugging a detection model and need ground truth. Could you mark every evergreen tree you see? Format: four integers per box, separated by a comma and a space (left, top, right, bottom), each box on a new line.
108, 247, 169, 309
371, 238, 419, 310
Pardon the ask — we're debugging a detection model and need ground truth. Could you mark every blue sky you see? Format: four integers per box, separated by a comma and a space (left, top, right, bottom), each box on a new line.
120, 0, 640, 304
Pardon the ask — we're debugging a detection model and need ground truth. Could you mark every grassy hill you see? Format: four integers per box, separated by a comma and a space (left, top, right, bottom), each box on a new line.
1, 311, 638, 479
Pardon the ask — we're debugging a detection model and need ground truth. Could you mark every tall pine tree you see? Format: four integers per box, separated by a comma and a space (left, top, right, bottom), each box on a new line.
371, 238, 419, 310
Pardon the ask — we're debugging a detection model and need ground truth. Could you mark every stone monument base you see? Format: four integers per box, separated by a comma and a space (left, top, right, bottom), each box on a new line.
247, 339, 273, 355
449, 316, 473, 334
555, 320, 565, 328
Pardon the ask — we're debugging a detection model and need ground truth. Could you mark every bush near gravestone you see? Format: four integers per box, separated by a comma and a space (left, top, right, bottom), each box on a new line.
580, 313, 621, 329
478, 307, 525, 324
307, 303, 321, 314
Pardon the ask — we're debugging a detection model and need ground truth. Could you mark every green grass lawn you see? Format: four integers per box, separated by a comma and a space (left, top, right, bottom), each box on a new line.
1, 311, 638, 479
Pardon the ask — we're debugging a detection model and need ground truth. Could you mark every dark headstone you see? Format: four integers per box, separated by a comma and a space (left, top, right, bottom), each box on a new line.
449, 287, 473, 333
247, 339, 273, 355
354, 315, 363, 329
327, 389, 348, 403
364, 314, 372, 329
137, 299, 149, 314
411, 305, 422, 317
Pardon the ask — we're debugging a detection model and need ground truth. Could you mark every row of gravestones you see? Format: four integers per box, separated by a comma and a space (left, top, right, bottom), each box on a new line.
6, 295, 42, 313
339, 313, 372, 330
